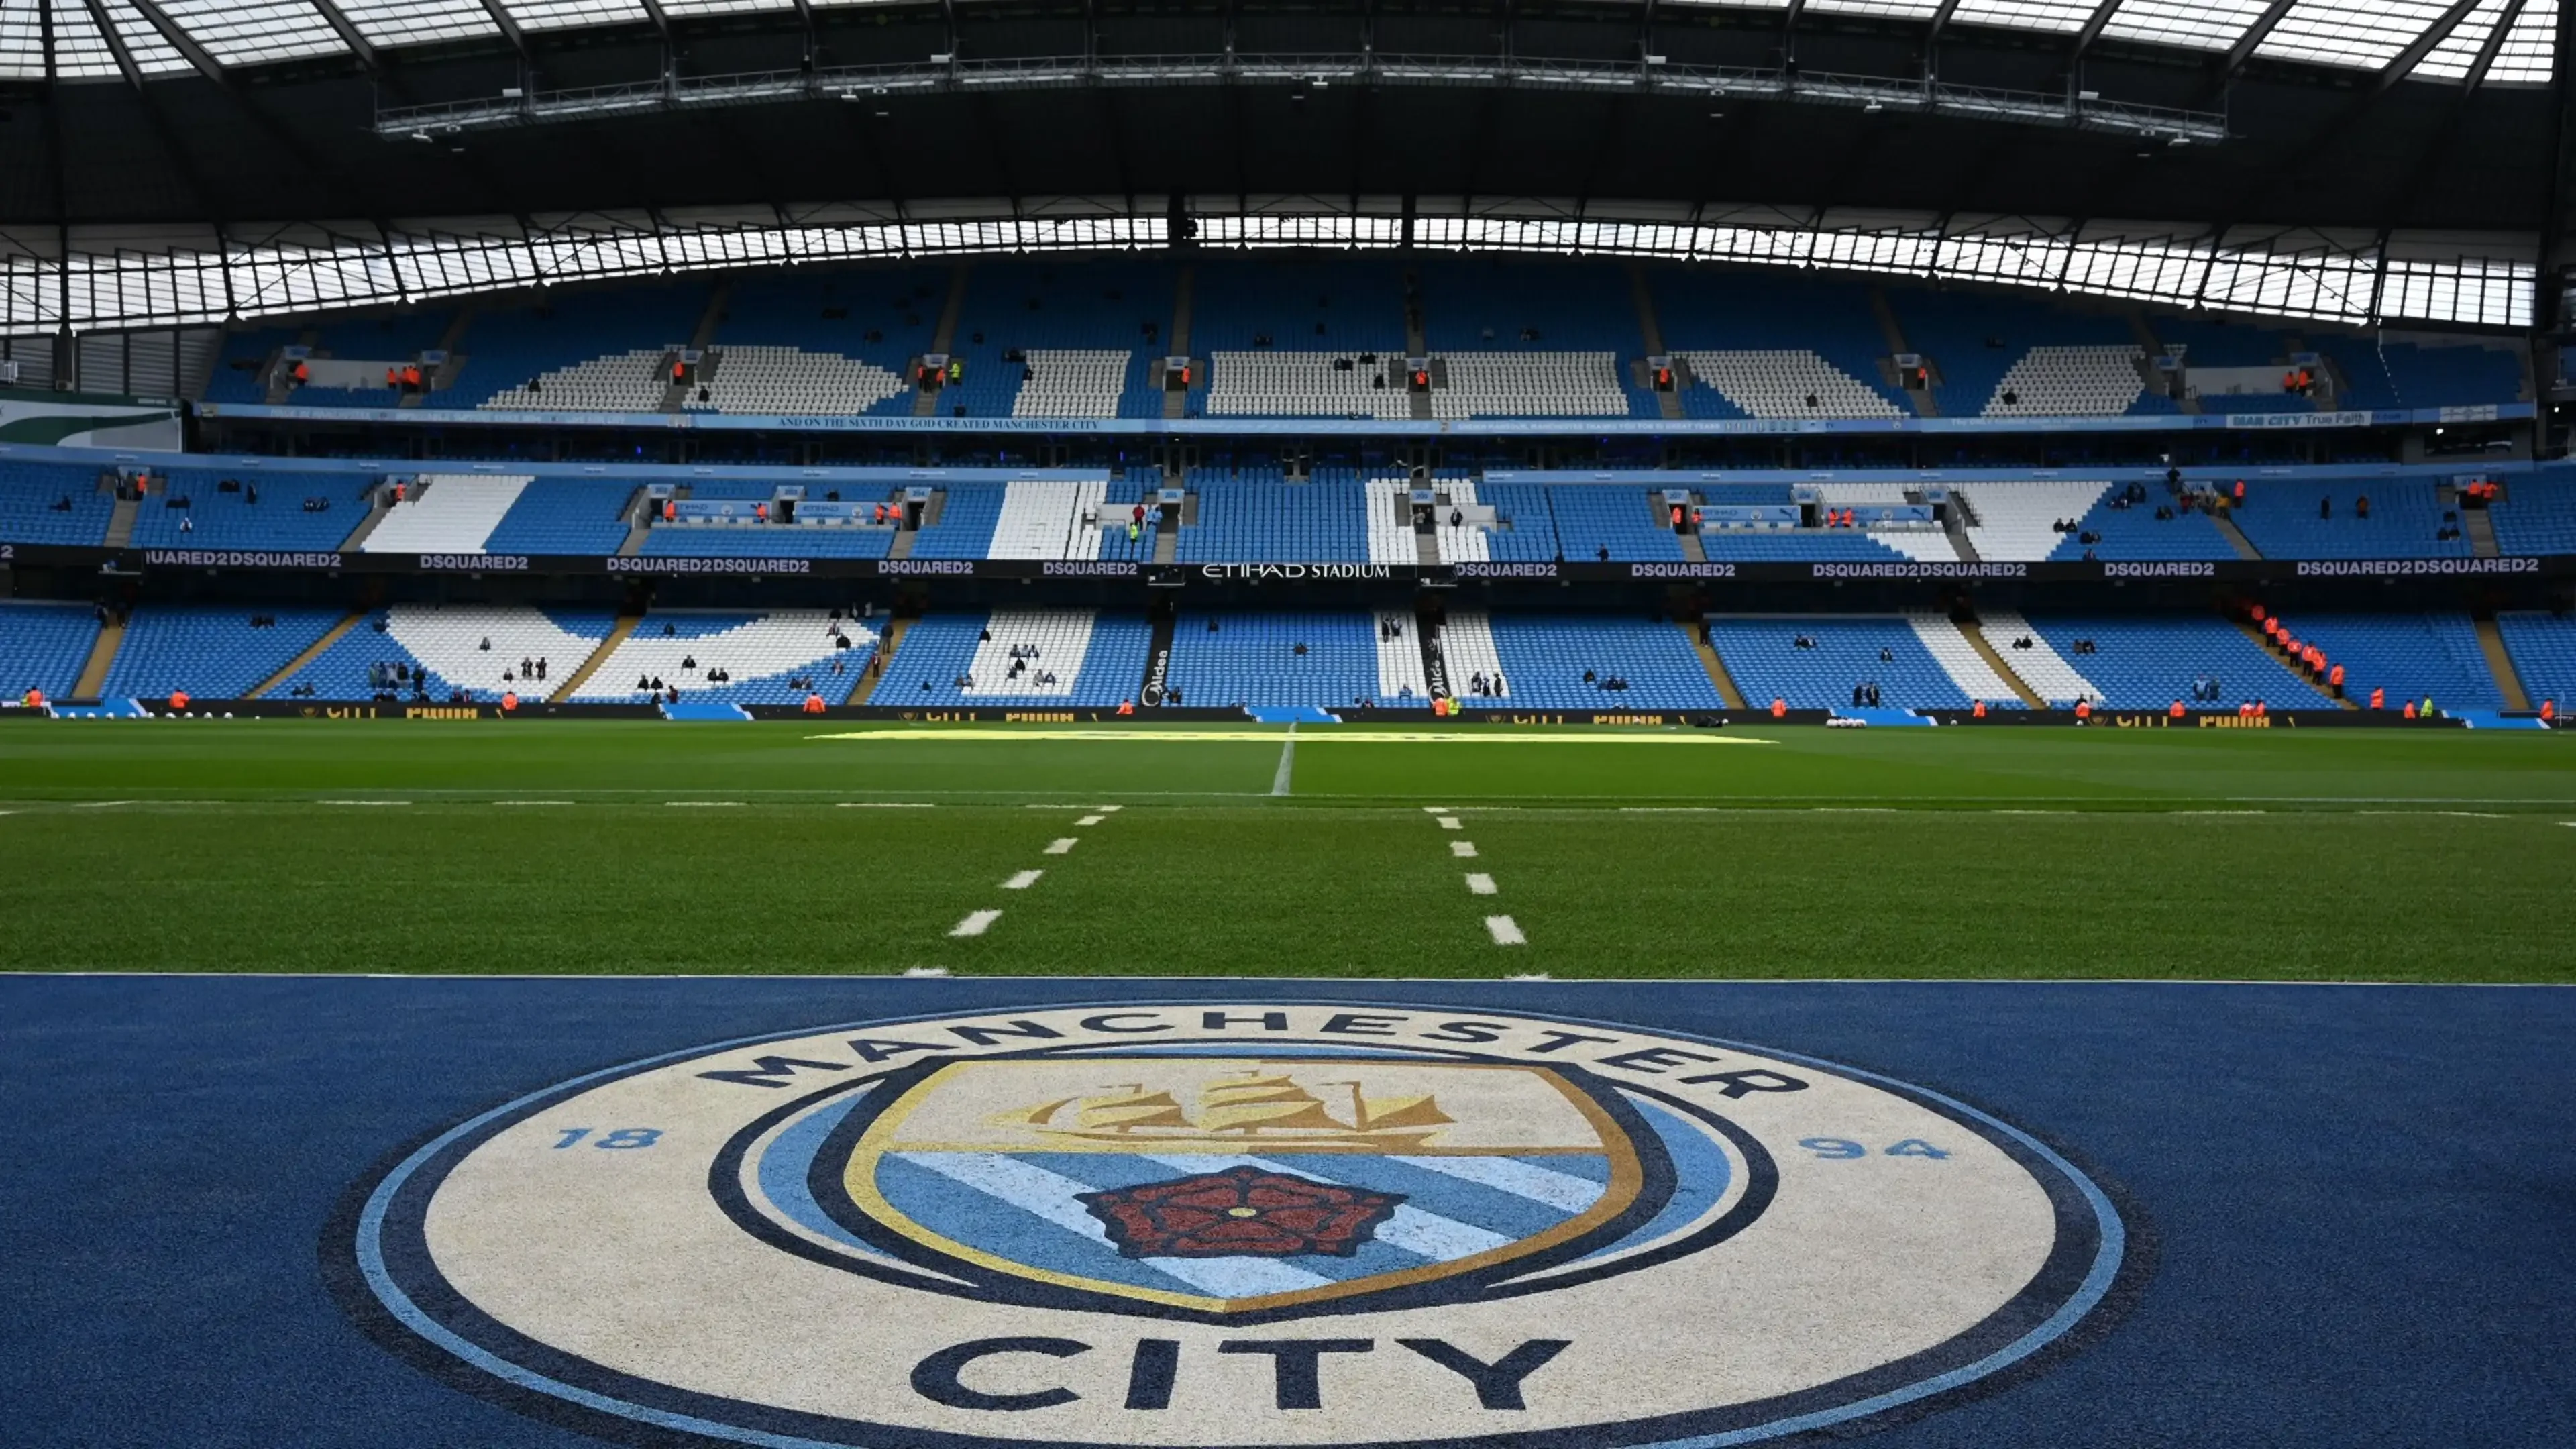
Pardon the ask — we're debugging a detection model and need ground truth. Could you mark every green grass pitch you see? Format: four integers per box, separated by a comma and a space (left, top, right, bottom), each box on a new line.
1, 719, 2569, 982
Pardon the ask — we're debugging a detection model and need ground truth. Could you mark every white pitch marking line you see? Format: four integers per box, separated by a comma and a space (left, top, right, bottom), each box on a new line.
903, 966, 953, 977
493, 800, 576, 806
839, 802, 935, 808
667, 800, 743, 807
1505, 973, 1552, 982
1436, 816, 1463, 830
1095, 804, 1122, 812
1002, 870, 1044, 890
1043, 837, 1079, 855
1076, 814, 1105, 826
318, 800, 410, 806
1422, 806, 1451, 813
1485, 915, 1527, 945
1450, 840, 1478, 857
72, 800, 137, 808
949, 910, 1002, 938
1465, 873, 1497, 896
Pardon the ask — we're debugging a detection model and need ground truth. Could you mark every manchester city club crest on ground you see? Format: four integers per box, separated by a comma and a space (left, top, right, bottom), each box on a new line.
337, 1002, 2134, 1448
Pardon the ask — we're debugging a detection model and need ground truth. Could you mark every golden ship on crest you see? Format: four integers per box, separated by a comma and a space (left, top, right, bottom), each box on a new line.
988, 1069, 1456, 1150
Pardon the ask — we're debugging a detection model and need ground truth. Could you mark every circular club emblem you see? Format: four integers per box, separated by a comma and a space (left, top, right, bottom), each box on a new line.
342, 1003, 2130, 1448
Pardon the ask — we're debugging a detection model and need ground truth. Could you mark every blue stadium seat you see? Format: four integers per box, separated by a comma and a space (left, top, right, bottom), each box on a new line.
1703, 617, 1974, 711
0, 462, 115, 545
2498, 612, 2576, 714
1485, 614, 1726, 710
871, 610, 1152, 707
0, 600, 102, 699
2021, 614, 2331, 708
102, 606, 350, 699
1165, 612, 1382, 709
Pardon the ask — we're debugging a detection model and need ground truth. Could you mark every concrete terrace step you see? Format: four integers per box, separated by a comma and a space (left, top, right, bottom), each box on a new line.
250, 611, 366, 698
552, 612, 643, 704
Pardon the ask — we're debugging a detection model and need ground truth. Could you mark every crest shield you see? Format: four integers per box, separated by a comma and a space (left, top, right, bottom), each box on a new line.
829, 1055, 1654, 1316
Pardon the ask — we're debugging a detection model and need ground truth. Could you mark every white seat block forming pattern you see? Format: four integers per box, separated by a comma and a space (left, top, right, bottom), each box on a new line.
1366, 478, 1495, 564
1432, 480, 1492, 563
1680, 350, 1905, 419
1984, 346, 2146, 417
480, 350, 669, 412
1207, 353, 1414, 419
691, 346, 908, 415
1428, 353, 1628, 419
1365, 479, 1420, 565
989, 480, 1109, 560
1375, 610, 1430, 702
1974, 608, 2100, 706
1957, 480, 2111, 561
1813, 482, 1958, 563
1013, 350, 1131, 419
570, 611, 875, 700
1903, 612, 2023, 703
384, 605, 608, 698
360, 475, 533, 553
964, 608, 1096, 698
1440, 610, 1509, 698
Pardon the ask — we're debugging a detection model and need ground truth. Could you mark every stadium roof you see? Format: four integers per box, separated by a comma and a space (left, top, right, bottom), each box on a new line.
0, 0, 2566, 335
0, 0, 2557, 85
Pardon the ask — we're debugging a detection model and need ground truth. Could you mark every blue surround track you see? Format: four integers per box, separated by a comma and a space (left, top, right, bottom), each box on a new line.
0, 977, 2567, 1448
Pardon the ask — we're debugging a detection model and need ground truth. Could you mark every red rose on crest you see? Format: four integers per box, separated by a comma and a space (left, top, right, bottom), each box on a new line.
1078, 1166, 1403, 1258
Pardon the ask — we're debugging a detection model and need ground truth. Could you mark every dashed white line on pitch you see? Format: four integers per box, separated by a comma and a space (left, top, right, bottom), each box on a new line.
72, 800, 136, 808
1485, 916, 1527, 945
904, 966, 953, 977
1436, 816, 1463, 830
1095, 804, 1123, 812
1002, 870, 1044, 890
494, 800, 575, 806
1465, 873, 1497, 895
667, 801, 743, 807
319, 800, 411, 806
1044, 837, 1079, 855
1450, 841, 1478, 857
1422, 806, 1451, 814
839, 802, 935, 808
1076, 814, 1104, 826
949, 910, 1003, 938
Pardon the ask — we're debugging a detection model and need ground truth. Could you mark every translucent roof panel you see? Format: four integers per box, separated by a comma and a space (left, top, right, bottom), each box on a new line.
2485, 0, 2556, 83
46, 0, 121, 80
1809, 0, 1945, 20
2102, 0, 2273, 50
0, 0, 40, 80
1949, 0, 2102, 32
152, 0, 347, 65
99, 0, 195, 74
502, 0, 653, 31
2411, 0, 2511, 80
2259, 0, 2458, 70
1646, 0, 1794, 11
659, 0, 797, 13
333, 0, 504, 48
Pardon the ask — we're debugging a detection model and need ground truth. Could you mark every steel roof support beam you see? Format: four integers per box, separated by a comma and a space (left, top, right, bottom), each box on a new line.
2222, 0, 2300, 76
2069, 0, 2126, 61
77, 0, 221, 219
2374, 0, 2497, 86
304, 0, 379, 70
474, 0, 531, 62
2374, 0, 2530, 233
119, 0, 228, 84
2544, 0, 2576, 323
2219, 0, 2496, 225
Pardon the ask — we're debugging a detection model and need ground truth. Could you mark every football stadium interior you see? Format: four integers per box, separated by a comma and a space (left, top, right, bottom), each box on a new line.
3, 1, 2573, 1446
